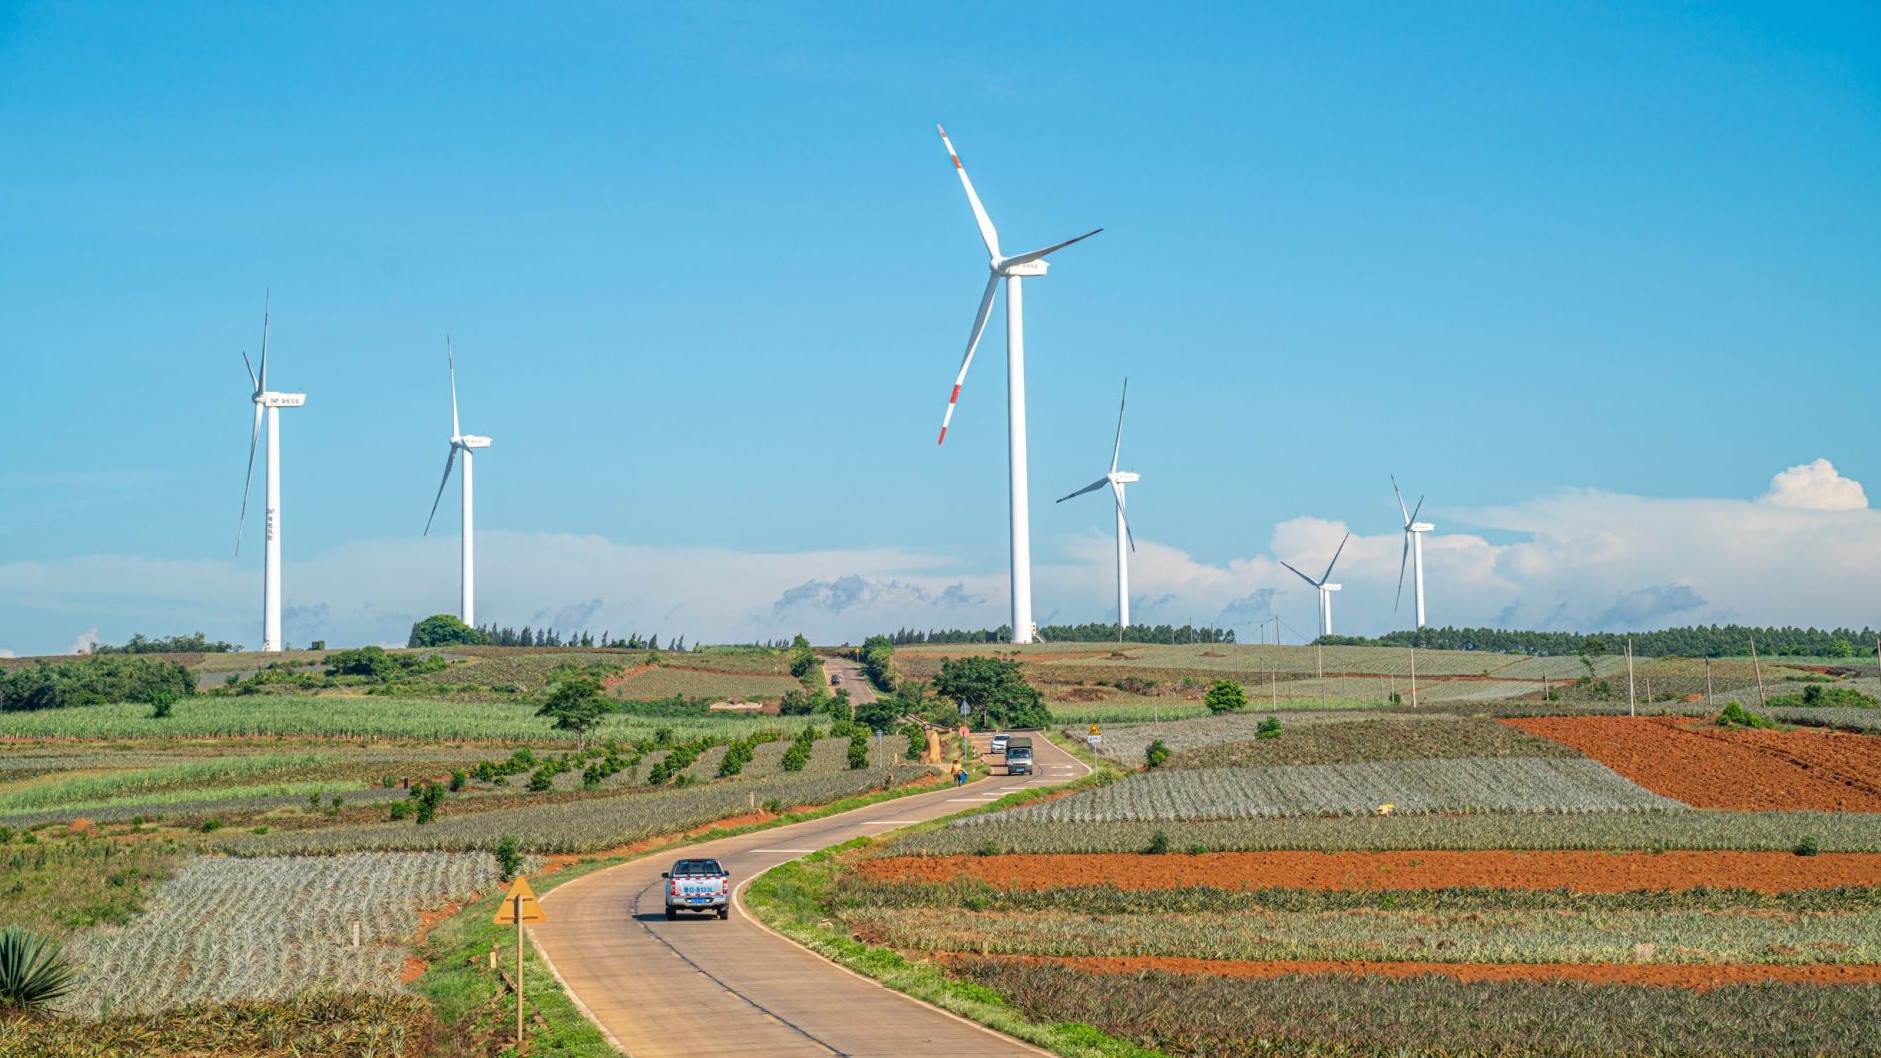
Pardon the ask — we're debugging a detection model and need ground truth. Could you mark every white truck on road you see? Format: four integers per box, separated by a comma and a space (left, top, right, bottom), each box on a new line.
662, 858, 730, 920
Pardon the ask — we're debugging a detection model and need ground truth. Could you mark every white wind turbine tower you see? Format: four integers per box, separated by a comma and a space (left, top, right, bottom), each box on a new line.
424, 339, 493, 628
1281, 532, 1350, 637
935, 124, 1101, 644
1056, 379, 1138, 630
235, 291, 306, 653
1393, 476, 1435, 629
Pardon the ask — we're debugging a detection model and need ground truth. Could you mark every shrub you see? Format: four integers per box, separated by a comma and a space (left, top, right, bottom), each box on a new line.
1145, 828, 1171, 855
781, 729, 816, 773
494, 834, 523, 880
0, 926, 78, 1012
1145, 739, 1170, 769
1256, 714, 1282, 740
0, 656, 196, 712
1204, 679, 1249, 714
1796, 835, 1821, 857
1717, 701, 1772, 729
848, 733, 870, 770
415, 782, 446, 825
1769, 684, 1879, 709
388, 801, 414, 821
200, 819, 224, 833
448, 769, 467, 792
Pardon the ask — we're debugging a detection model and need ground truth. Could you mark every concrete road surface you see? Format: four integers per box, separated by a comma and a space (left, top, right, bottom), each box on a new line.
820, 656, 878, 705
531, 735, 1089, 1057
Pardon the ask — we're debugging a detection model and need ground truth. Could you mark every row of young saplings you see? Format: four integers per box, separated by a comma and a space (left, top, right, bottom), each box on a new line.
366, 721, 933, 825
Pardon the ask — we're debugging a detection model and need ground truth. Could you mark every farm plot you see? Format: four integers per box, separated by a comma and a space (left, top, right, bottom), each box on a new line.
1158, 715, 1580, 769
222, 765, 935, 854
1507, 715, 1881, 812
956, 959, 1881, 1057
845, 900, 1881, 967
610, 665, 801, 701
983, 758, 1681, 824
1084, 710, 1369, 763
64, 851, 498, 1016
888, 809, 1881, 856
0, 694, 807, 742
856, 849, 1881, 893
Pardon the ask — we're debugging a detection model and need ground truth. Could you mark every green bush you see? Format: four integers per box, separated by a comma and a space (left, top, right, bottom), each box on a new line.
0, 926, 78, 1012
1204, 679, 1249, 714
1768, 684, 1879, 709
847, 732, 870, 770
388, 800, 414, 821
1145, 828, 1171, 855
415, 782, 446, 824
494, 834, 523, 880
1256, 714, 1282, 740
1718, 701, 1772, 729
406, 613, 490, 648
1145, 739, 1170, 769
1796, 835, 1821, 857
0, 656, 197, 712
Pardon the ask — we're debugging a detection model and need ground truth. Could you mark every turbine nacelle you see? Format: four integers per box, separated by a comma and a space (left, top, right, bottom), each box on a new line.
455, 435, 493, 450
1110, 471, 1140, 485
994, 257, 1051, 277
1410, 522, 1435, 533
256, 392, 306, 408
1323, 584, 1342, 593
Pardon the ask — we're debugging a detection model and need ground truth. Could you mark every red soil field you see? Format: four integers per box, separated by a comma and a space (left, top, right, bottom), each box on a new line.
860, 850, 1881, 893
953, 952, 1881, 990
1503, 715, 1881, 812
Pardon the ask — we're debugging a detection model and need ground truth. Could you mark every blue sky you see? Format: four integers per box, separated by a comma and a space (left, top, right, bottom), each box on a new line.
2, 3, 1878, 653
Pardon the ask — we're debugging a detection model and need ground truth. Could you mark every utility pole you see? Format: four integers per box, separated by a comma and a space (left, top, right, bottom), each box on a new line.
1408, 645, 1418, 709
1269, 665, 1277, 709
1705, 658, 1712, 701
1625, 638, 1636, 717
1750, 636, 1767, 706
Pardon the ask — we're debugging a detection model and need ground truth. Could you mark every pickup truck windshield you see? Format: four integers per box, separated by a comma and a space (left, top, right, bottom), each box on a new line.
671, 859, 724, 876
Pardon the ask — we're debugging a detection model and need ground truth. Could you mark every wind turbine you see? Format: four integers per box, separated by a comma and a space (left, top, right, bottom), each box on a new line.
424, 339, 493, 628
935, 124, 1102, 644
1392, 476, 1435, 629
236, 290, 306, 653
1281, 532, 1349, 637
1056, 379, 1138, 630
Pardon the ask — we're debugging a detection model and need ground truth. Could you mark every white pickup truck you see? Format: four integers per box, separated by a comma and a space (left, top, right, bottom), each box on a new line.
662, 858, 730, 920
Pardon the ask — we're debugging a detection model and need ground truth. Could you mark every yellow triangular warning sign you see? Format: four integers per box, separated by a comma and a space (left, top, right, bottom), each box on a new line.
492, 876, 546, 924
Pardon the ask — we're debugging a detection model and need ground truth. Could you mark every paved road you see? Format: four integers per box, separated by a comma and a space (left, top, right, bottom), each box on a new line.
820, 656, 878, 705
531, 735, 1089, 1057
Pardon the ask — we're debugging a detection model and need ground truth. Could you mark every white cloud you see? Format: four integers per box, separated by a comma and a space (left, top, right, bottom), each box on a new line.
0, 648, 15, 659
1760, 458, 1868, 511
66, 628, 102, 655
2, 463, 1878, 654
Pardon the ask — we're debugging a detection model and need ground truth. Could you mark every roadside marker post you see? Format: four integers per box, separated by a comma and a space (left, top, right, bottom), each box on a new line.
493, 875, 546, 1047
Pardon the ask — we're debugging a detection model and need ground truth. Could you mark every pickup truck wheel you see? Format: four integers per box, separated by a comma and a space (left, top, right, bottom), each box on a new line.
717, 906, 729, 920
664, 907, 677, 921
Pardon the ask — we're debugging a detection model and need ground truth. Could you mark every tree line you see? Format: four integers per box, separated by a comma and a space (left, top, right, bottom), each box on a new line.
883, 623, 1235, 646
1318, 624, 1881, 658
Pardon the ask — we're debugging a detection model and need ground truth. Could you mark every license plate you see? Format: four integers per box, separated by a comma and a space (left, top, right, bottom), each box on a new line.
689, 897, 709, 903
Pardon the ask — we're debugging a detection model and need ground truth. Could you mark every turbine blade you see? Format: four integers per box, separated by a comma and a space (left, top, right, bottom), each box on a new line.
447, 336, 460, 439
241, 350, 257, 392
258, 288, 270, 393
1395, 533, 1411, 611
1279, 560, 1319, 589
938, 274, 1000, 444
1392, 474, 1410, 526
1321, 532, 1350, 584
1109, 377, 1127, 474
237, 403, 261, 555
936, 124, 1000, 258
1056, 476, 1109, 503
1002, 228, 1103, 269
1409, 495, 1425, 525
1113, 481, 1135, 552
423, 446, 458, 536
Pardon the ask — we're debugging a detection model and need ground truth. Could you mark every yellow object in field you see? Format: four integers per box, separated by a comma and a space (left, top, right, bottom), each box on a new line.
1377, 803, 1395, 816
1089, 724, 1101, 736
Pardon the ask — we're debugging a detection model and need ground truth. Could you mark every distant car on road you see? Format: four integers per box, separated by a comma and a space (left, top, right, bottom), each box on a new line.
661, 858, 729, 920
1004, 736, 1034, 776
990, 734, 1010, 755
830, 673, 842, 685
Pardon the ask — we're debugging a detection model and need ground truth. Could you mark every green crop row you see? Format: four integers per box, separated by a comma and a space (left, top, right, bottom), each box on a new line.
886, 810, 1881, 856
957, 958, 1881, 1057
